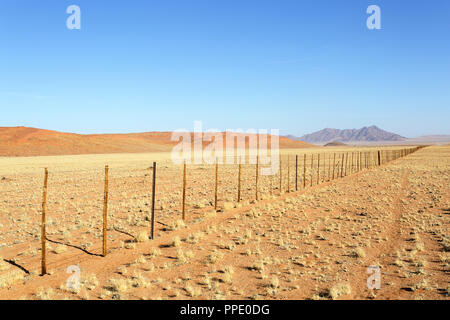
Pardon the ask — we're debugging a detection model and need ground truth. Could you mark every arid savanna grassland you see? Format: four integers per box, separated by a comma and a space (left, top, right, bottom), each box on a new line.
0, 146, 448, 300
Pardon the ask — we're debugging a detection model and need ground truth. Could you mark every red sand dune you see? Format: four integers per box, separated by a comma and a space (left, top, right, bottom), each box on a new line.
0, 127, 314, 157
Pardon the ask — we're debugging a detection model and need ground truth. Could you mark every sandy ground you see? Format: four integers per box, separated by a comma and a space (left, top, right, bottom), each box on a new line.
0, 146, 448, 300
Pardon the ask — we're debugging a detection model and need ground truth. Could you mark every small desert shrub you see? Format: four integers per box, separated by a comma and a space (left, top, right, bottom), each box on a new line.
186, 232, 204, 244
167, 219, 186, 231
328, 283, 351, 300
107, 278, 131, 293
53, 245, 67, 254
205, 210, 217, 218
131, 272, 150, 288
82, 273, 99, 290
35, 287, 54, 300
350, 248, 366, 259
221, 272, 233, 284
135, 255, 147, 264
270, 276, 280, 288
117, 266, 127, 275
223, 202, 234, 211
249, 259, 264, 271
185, 284, 202, 297
415, 242, 425, 252
125, 242, 136, 249
176, 249, 190, 263
220, 266, 234, 284
0, 269, 24, 289
0, 258, 11, 272
217, 240, 236, 251
170, 236, 182, 247
205, 250, 224, 265
136, 231, 149, 243
409, 279, 430, 291
148, 247, 161, 258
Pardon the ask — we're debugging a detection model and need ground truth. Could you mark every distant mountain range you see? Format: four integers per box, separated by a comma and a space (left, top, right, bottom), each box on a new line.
287, 126, 406, 144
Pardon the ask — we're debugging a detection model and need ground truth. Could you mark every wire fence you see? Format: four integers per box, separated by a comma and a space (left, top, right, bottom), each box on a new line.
0, 146, 425, 275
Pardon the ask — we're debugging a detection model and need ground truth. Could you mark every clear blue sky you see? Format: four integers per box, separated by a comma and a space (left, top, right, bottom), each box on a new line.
0, 0, 449, 137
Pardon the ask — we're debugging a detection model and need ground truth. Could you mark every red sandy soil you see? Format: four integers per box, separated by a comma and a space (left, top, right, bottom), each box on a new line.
0, 146, 448, 300
0, 127, 314, 157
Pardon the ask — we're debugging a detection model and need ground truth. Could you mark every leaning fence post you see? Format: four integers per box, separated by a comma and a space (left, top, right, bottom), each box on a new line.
182, 161, 187, 221
103, 165, 109, 257
151, 162, 156, 240
41, 168, 48, 275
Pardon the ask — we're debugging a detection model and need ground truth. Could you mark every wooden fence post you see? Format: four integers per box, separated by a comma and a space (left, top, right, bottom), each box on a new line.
270, 171, 274, 196
103, 165, 109, 257
287, 155, 290, 192
303, 154, 306, 188
347, 152, 350, 175
344, 152, 348, 176
256, 155, 259, 200
357, 152, 360, 171
360, 151, 362, 170
317, 154, 320, 185
41, 168, 48, 275
328, 153, 331, 181
340, 153, 344, 178
295, 155, 298, 191
214, 160, 218, 210
238, 158, 242, 202
151, 162, 156, 240
378, 150, 381, 166
279, 156, 282, 193
351, 152, 354, 174
270, 173, 273, 196
182, 161, 186, 221
332, 153, 336, 180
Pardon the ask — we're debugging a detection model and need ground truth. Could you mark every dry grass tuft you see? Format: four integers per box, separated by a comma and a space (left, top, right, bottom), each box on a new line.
328, 283, 352, 300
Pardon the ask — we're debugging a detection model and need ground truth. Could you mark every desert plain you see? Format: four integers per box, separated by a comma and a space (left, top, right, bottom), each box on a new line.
0, 145, 448, 300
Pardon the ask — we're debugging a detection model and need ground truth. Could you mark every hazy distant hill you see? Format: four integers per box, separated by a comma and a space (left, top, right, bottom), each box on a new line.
324, 141, 348, 147
289, 126, 406, 144
0, 127, 314, 157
